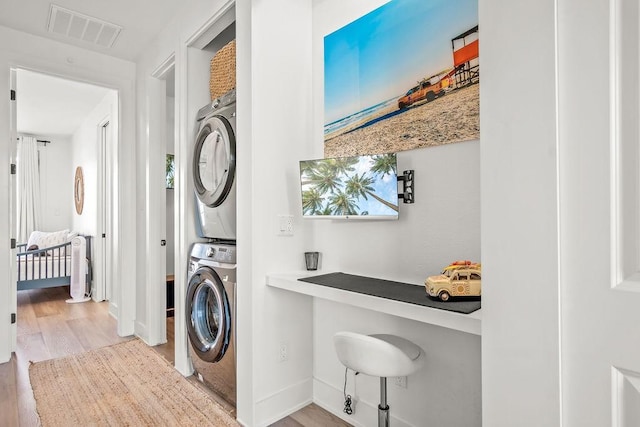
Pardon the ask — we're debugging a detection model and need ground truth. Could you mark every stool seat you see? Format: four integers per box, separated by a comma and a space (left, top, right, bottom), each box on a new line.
333, 332, 424, 378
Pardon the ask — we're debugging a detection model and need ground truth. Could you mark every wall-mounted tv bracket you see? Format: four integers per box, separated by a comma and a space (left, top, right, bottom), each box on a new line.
398, 170, 414, 204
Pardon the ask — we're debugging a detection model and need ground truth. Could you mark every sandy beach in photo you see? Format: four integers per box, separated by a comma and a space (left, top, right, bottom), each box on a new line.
325, 84, 479, 157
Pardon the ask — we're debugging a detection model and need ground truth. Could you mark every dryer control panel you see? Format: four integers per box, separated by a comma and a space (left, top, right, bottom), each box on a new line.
191, 242, 236, 264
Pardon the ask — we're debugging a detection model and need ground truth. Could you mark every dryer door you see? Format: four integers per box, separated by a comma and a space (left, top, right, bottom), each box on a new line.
186, 266, 231, 363
193, 115, 236, 208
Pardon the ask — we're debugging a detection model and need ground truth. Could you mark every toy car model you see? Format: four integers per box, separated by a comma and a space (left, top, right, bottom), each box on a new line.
425, 260, 481, 301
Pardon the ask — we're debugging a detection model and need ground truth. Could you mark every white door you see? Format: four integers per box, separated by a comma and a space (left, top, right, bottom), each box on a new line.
102, 121, 113, 302
558, 0, 640, 425
146, 74, 169, 345
96, 119, 113, 303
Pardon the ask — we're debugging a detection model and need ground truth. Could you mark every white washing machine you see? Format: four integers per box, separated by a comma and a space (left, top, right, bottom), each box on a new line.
193, 89, 236, 241
186, 242, 237, 408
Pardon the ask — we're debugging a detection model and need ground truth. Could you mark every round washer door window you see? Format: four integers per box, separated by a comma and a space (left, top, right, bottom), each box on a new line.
193, 115, 236, 208
186, 267, 231, 363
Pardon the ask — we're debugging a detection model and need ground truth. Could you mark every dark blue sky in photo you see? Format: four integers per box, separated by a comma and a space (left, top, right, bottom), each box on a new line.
324, 0, 478, 124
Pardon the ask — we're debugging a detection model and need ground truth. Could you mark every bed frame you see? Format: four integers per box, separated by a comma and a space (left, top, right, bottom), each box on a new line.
16, 236, 92, 291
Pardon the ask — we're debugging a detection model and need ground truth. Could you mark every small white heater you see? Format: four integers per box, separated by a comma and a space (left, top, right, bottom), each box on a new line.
66, 236, 90, 303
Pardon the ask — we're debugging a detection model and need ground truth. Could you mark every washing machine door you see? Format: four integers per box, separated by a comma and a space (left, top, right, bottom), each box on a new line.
193, 115, 236, 208
186, 266, 231, 363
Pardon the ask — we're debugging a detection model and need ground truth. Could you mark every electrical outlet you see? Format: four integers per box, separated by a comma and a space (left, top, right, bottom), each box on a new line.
278, 343, 288, 362
394, 376, 407, 388
277, 215, 294, 236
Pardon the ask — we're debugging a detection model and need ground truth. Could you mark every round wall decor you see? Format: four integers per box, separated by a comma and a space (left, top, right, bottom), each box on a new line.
74, 166, 84, 215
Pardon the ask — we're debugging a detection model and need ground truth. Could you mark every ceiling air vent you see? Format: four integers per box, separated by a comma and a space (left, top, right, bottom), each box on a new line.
47, 4, 122, 48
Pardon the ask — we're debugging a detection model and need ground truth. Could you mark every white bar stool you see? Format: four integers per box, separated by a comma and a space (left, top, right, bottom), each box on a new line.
333, 332, 425, 427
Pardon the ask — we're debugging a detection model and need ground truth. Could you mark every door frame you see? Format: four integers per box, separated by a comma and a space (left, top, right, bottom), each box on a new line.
145, 54, 175, 346
8, 69, 17, 353
1, 55, 137, 360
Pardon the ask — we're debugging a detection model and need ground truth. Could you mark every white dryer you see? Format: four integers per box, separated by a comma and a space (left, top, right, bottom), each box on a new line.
193, 89, 236, 241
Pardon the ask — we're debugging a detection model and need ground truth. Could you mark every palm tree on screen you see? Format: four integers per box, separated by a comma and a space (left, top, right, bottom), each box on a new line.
301, 163, 342, 194
345, 173, 398, 212
371, 154, 397, 177
328, 157, 358, 176
318, 205, 333, 216
302, 188, 324, 215
328, 190, 359, 216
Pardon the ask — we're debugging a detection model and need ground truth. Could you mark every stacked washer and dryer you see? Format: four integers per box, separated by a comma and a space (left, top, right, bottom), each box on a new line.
187, 87, 238, 409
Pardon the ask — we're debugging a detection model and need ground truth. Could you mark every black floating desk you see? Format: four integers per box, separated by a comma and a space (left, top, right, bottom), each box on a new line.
266, 271, 482, 335
298, 272, 480, 315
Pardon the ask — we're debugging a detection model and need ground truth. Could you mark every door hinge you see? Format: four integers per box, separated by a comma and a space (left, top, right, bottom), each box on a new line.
10, 90, 15, 101
10, 238, 16, 249
10, 163, 16, 175
11, 313, 16, 324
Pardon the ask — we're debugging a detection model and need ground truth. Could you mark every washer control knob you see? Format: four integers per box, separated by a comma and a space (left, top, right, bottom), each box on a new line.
206, 247, 215, 258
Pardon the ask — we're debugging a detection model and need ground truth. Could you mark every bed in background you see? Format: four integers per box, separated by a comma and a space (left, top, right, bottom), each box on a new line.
16, 230, 92, 292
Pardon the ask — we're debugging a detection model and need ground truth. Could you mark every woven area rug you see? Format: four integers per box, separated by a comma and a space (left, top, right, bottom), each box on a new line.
29, 339, 238, 426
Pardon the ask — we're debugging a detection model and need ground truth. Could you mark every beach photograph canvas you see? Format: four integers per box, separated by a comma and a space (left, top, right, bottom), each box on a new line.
324, 0, 479, 157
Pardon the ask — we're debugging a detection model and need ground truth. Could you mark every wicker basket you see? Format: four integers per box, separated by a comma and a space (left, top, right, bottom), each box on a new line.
209, 39, 236, 100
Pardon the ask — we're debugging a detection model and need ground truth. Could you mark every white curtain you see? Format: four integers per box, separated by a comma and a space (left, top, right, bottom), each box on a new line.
17, 136, 42, 243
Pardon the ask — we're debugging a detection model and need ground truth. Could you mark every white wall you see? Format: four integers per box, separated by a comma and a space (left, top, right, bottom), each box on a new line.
71, 91, 117, 236
479, 0, 561, 425
245, 1, 314, 424
70, 91, 118, 307
0, 23, 137, 363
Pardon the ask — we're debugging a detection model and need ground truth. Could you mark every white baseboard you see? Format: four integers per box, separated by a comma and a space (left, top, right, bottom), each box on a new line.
134, 321, 148, 343
255, 377, 313, 427
313, 378, 413, 427
108, 302, 118, 319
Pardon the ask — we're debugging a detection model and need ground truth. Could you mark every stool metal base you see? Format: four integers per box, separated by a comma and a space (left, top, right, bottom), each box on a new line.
378, 377, 390, 427
378, 404, 390, 427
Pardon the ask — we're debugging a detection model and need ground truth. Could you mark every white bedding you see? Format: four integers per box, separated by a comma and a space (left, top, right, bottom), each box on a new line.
16, 255, 87, 281
17, 255, 71, 281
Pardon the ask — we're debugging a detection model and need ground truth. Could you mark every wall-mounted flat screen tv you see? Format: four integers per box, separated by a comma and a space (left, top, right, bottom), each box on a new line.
299, 153, 399, 219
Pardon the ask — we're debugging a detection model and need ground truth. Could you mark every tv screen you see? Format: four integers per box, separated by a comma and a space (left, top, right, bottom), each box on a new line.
299, 154, 399, 219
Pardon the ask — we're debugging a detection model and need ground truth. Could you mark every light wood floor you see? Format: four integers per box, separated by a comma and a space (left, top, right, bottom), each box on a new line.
0, 286, 130, 426
269, 403, 352, 427
0, 286, 349, 427
156, 318, 351, 427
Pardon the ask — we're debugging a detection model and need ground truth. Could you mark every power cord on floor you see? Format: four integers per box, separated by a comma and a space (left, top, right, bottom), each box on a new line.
343, 367, 358, 415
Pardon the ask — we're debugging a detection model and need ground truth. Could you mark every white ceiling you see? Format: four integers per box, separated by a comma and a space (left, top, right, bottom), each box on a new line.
5, 1, 182, 137
16, 69, 112, 137
0, 0, 182, 61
